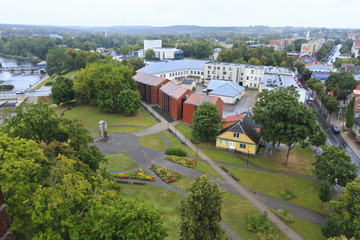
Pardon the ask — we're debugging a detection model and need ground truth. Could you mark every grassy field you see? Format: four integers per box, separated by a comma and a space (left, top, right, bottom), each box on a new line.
224, 165, 329, 214
120, 182, 290, 240
194, 161, 223, 179
202, 149, 246, 165
100, 153, 138, 172
175, 123, 217, 150
248, 145, 316, 176
291, 217, 325, 240
89, 126, 143, 135
34, 74, 55, 89
170, 176, 195, 190
161, 130, 197, 157
62, 70, 77, 79
63, 104, 157, 129
139, 133, 166, 152
53, 102, 78, 115
38, 96, 53, 105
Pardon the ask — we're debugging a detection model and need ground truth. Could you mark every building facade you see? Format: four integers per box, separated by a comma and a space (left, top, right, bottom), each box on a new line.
159, 82, 189, 120
133, 73, 169, 104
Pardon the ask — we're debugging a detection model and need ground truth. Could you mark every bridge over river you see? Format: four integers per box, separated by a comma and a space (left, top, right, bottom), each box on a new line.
0, 67, 46, 74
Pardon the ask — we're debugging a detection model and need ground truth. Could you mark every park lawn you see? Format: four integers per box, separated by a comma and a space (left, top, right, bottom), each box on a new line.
161, 130, 197, 157
38, 96, 53, 105
89, 126, 143, 135
202, 149, 246, 165
247, 145, 315, 176
139, 133, 166, 152
175, 123, 217, 150
120, 184, 184, 240
100, 153, 138, 172
195, 161, 223, 179
170, 176, 195, 191
291, 217, 326, 240
63, 104, 157, 129
224, 165, 329, 215
53, 102, 78, 115
62, 70, 77, 79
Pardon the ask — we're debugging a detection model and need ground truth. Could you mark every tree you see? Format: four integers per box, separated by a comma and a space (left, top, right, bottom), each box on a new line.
340, 45, 349, 54
248, 57, 261, 65
301, 68, 312, 81
178, 175, 225, 240
346, 97, 355, 129
116, 89, 142, 116
46, 47, 73, 75
325, 97, 339, 115
312, 82, 325, 95
293, 39, 307, 52
313, 145, 358, 187
324, 178, 360, 239
145, 48, 155, 60
50, 76, 75, 105
194, 40, 212, 59
295, 61, 306, 76
319, 181, 331, 203
325, 72, 358, 103
192, 102, 221, 141
309, 124, 327, 152
286, 43, 295, 52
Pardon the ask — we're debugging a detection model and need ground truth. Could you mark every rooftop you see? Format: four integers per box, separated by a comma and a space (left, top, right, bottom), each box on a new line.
307, 65, 333, 72
222, 113, 246, 123
159, 82, 188, 100
207, 80, 245, 98
181, 79, 194, 85
205, 61, 249, 67
133, 72, 168, 87
137, 59, 206, 75
184, 93, 221, 106
220, 116, 261, 143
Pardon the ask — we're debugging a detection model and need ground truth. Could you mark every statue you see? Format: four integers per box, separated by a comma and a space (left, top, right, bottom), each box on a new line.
98, 120, 109, 141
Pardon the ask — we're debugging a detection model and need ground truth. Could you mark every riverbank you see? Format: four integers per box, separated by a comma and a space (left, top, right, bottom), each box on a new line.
0, 54, 39, 63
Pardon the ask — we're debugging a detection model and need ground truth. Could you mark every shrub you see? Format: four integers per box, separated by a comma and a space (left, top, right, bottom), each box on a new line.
279, 188, 296, 201
247, 212, 274, 234
165, 147, 187, 157
45, 81, 54, 86
270, 207, 295, 224
165, 155, 196, 168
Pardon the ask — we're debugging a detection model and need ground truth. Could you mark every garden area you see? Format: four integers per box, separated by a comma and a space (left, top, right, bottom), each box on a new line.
165, 155, 196, 168
150, 164, 184, 183
116, 169, 154, 181
62, 104, 157, 129
100, 152, 138, 172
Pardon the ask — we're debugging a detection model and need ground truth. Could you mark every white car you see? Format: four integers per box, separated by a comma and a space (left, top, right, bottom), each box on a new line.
16, 90, 24, 94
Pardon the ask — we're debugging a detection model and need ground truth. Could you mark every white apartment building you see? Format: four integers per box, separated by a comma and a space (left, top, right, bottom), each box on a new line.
204, 62, 247, 86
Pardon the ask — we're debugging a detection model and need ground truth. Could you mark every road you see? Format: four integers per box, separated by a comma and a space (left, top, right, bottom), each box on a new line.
327, 44, 342, 65
306, 91, 360, 176
0, 89, 51, 100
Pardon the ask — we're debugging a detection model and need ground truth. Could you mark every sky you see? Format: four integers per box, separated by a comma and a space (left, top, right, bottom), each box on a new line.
0, 0, 359, 29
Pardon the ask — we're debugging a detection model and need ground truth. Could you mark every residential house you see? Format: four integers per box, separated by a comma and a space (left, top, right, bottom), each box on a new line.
348, 33, 360, 40
133, 73, 169, 104
182, 93, 223, 125
216, 115, 261, 155
351, 40, 360, 58
221, 113, 246, 129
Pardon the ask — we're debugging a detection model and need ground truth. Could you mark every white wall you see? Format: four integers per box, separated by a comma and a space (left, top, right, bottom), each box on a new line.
144, 40, 162, 50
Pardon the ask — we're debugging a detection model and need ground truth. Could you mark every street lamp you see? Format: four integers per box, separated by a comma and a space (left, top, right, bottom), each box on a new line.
247, 150, 250, 165
185, 132, 188, 145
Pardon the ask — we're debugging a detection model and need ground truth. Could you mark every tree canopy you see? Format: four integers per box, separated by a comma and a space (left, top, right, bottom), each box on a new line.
192, 102, 222, 141
325, 72, 357, 103
50, 76, 75, 105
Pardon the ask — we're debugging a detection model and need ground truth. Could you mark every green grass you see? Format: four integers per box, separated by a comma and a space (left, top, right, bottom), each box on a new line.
202, 149, 246, 165
291, 217, 326, 240
53, 102, 78, 115
224, 165, 329, 214
89, 126, 143, 135
63, 104, 157, 129
100, 153, 138, 172
34, 74, 55, 89
161, 130, 197, 157
62, 70, 76, 79
170, 176, 195, 191
175, 123, 217, 150
139, 133, 166, 152
248, 145, 316, 176
194, 161, 223, 179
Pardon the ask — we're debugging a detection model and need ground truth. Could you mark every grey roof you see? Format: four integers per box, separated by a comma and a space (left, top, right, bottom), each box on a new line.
182, 79, 194, 85
207, 80, 245, 98
137, 60, 206, 75
355, 117, 360, 127
354, 74, 360, 81
307, 65, 333, 72
220, 116, 261, 144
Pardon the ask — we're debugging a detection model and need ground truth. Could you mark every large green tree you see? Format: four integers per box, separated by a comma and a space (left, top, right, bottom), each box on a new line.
178, 175, 225, 240
46, 47, 74, 75
50, 76, 75, 105
313, 145, 358, 187
192, 102, 221, 141
194, 40, 212, 59
145, 48, 155, 60
116, 89, 142, 116
325, 72, 358, 103
346, 97, 355, 129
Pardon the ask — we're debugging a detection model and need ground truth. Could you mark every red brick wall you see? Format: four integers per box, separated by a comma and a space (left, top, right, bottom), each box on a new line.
215, 98, 224, 120
354, 95, 360, 118
151, 86, 159, 104
183, 103, 195, 124
0, 185, 13, 240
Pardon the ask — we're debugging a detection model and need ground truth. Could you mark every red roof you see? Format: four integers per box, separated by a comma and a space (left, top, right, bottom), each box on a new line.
355, 40, 360, 47
184, 93, 222, 106
222, 113, 245, 123
133, 72, 168, 87
328, 91, 334, 97
159, 82, 188, 100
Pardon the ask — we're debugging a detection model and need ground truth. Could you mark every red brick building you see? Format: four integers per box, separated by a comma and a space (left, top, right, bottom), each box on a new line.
183, 93, 223, 124
133, 72, 169, 104
0, 185, 13, 240
159, 82, 188, 120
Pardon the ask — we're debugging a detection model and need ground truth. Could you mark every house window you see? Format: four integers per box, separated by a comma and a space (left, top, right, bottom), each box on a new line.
251, 77, 253, 81
233, 133, 239, 138
201, 72, 204, 75
208, 75, 211, 78
356, 113, 360, 117
197, 71, 200, 75
229, 77, 232, 80
255, 77, 257, 81
254, 84, 257, 87
251, 70, 254, 74
250, 83, 253, 87
221, 140, 227, 145
240, 143, 246, 149
229, 67, 233, 70
259, 77, 262, 81
212, 71, 216, 74
217, 67, 220, 70
223, 72, 227, 75
208, 71, 210, 74
190, 71, 193, 74
208, 66, 212, 69
357, 104, 360, 109
255, 70, 258, 74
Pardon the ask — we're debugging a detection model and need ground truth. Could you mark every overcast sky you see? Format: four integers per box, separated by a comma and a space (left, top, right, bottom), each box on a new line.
0, 0, 359, 29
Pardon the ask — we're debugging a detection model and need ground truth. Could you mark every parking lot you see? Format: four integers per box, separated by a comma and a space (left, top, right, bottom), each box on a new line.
222, 89, 258, 118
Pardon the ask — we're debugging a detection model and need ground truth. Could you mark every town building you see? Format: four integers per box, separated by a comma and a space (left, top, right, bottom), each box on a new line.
158, 82, 189, 120
353, 85, 360, 118
180, 79, 196, 91
206, 80, 245, 104
137, 60, 206, 84
216, 115, 261, 155
269, 39, 290, 51
351, 40, 360, 58
211, 48, 222, 60
133, 73, 169, 104
348, 33, 360, 40
221, 113, 246, 129
37, 61, 47, 70
182, 93, 223, 124
204, 61, 248, 86
132, 39, 184, 60
300, 43, 316, 55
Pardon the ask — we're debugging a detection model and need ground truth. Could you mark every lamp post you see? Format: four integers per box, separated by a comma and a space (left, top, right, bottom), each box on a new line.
196, 141, 199, 157
247, 150, 249, 165
185, 132, 188, 145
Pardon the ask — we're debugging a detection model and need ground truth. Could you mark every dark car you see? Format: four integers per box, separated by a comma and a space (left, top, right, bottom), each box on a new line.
331, 126, 340, 134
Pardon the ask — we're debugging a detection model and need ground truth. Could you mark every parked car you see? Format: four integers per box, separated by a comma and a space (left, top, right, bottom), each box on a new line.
15, 90, 24, 94
331, 125, 340, 134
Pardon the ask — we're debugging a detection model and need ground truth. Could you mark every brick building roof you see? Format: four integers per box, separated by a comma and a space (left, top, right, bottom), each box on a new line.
184, 93, 221, 106
159, 82, 188, 100
133, 72, 168, 87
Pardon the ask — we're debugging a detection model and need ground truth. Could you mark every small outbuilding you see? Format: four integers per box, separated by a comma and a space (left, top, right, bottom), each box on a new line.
183, 93, 223, 125
181, 79, 196, 91
206, 80, 245, 104
159, 82, 189, 120
133, 72, 169, 104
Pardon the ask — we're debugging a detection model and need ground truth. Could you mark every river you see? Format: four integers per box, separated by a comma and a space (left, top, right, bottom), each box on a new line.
0, 55, 47, 91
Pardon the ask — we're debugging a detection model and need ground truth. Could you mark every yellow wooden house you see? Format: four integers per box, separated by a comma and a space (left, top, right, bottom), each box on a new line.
216, 116, 261, 155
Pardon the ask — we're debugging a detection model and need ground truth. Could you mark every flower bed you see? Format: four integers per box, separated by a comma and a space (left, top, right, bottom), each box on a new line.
116, 169, 154, 181
150, 164, 184, 183
165, 155, 196, 168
